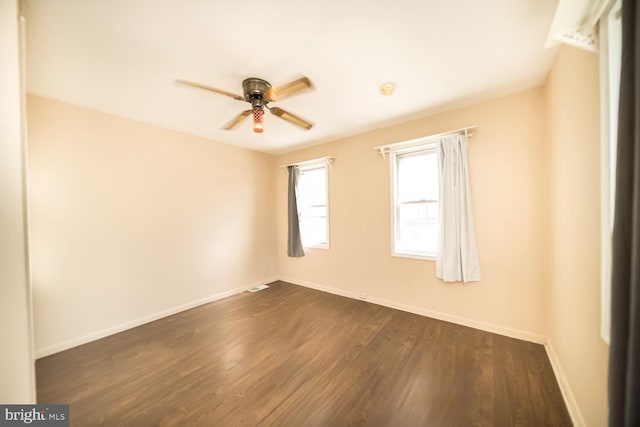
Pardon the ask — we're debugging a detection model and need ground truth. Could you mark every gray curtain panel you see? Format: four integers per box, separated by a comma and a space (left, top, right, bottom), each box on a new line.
287, 166, 305, 257
609, 1, 640, 426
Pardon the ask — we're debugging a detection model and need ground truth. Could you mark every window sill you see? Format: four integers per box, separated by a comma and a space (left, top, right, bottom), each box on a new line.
303, 244, 330, 250
392, 251, 436, 261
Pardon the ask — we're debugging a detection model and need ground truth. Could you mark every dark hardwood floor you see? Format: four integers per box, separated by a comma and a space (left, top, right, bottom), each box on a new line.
36, 281, 572, 426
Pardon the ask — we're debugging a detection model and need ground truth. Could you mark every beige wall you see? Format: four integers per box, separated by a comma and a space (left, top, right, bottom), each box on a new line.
545, 45, 609, 427
27, 96, 277, 356
0, 0, 36, 403
276, 88, 549, 341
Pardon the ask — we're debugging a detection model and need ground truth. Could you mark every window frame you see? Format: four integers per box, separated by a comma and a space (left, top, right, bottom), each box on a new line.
599, 0, 622, 345
390, 143, 439, 261
297, 162, 330, 250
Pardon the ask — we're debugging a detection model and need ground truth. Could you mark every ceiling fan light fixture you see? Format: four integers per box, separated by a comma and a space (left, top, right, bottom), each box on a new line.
252, 106, 264, 133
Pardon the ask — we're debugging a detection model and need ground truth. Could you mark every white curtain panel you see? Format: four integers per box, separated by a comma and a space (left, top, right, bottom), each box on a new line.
436, 134, 481, 282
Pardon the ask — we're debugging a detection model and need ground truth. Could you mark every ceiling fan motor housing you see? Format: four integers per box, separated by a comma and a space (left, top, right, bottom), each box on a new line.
243, 78, 272, 107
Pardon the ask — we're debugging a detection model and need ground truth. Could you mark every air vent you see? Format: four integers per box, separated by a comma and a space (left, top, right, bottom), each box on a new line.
247, 284, 270, 293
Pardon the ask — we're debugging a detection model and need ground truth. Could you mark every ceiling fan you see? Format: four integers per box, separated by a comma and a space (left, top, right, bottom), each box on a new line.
175, 76, 314, 133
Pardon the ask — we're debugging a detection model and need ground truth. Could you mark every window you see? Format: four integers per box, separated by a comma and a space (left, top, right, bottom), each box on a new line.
391, 146, 439, 259
297, 164, 329, 248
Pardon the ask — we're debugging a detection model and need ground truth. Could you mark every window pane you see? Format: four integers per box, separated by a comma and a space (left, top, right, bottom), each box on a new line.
397, 151, 438, 202
394, 148, 439, 257
301, 216, 327, 246
396, 201, 438, 254
298, 167, 326, 207
297, 165, 328, 247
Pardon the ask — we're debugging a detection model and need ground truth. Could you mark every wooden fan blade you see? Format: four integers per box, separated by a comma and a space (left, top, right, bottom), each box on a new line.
265, 76, 313, 101
175, 79, 244, 101
270, 107, 313, 130
223, 110, 252, 130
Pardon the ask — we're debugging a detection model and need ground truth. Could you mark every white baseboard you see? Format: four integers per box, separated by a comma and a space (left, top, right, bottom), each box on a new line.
35, 275, 279, 359
545, 342, 586, 427
279, 276, 546, 344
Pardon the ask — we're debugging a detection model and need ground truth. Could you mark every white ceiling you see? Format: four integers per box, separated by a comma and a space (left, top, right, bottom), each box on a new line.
24, 0, 559, 154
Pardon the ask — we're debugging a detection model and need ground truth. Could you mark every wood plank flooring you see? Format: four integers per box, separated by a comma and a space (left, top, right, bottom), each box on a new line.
36, 281, 572, 426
